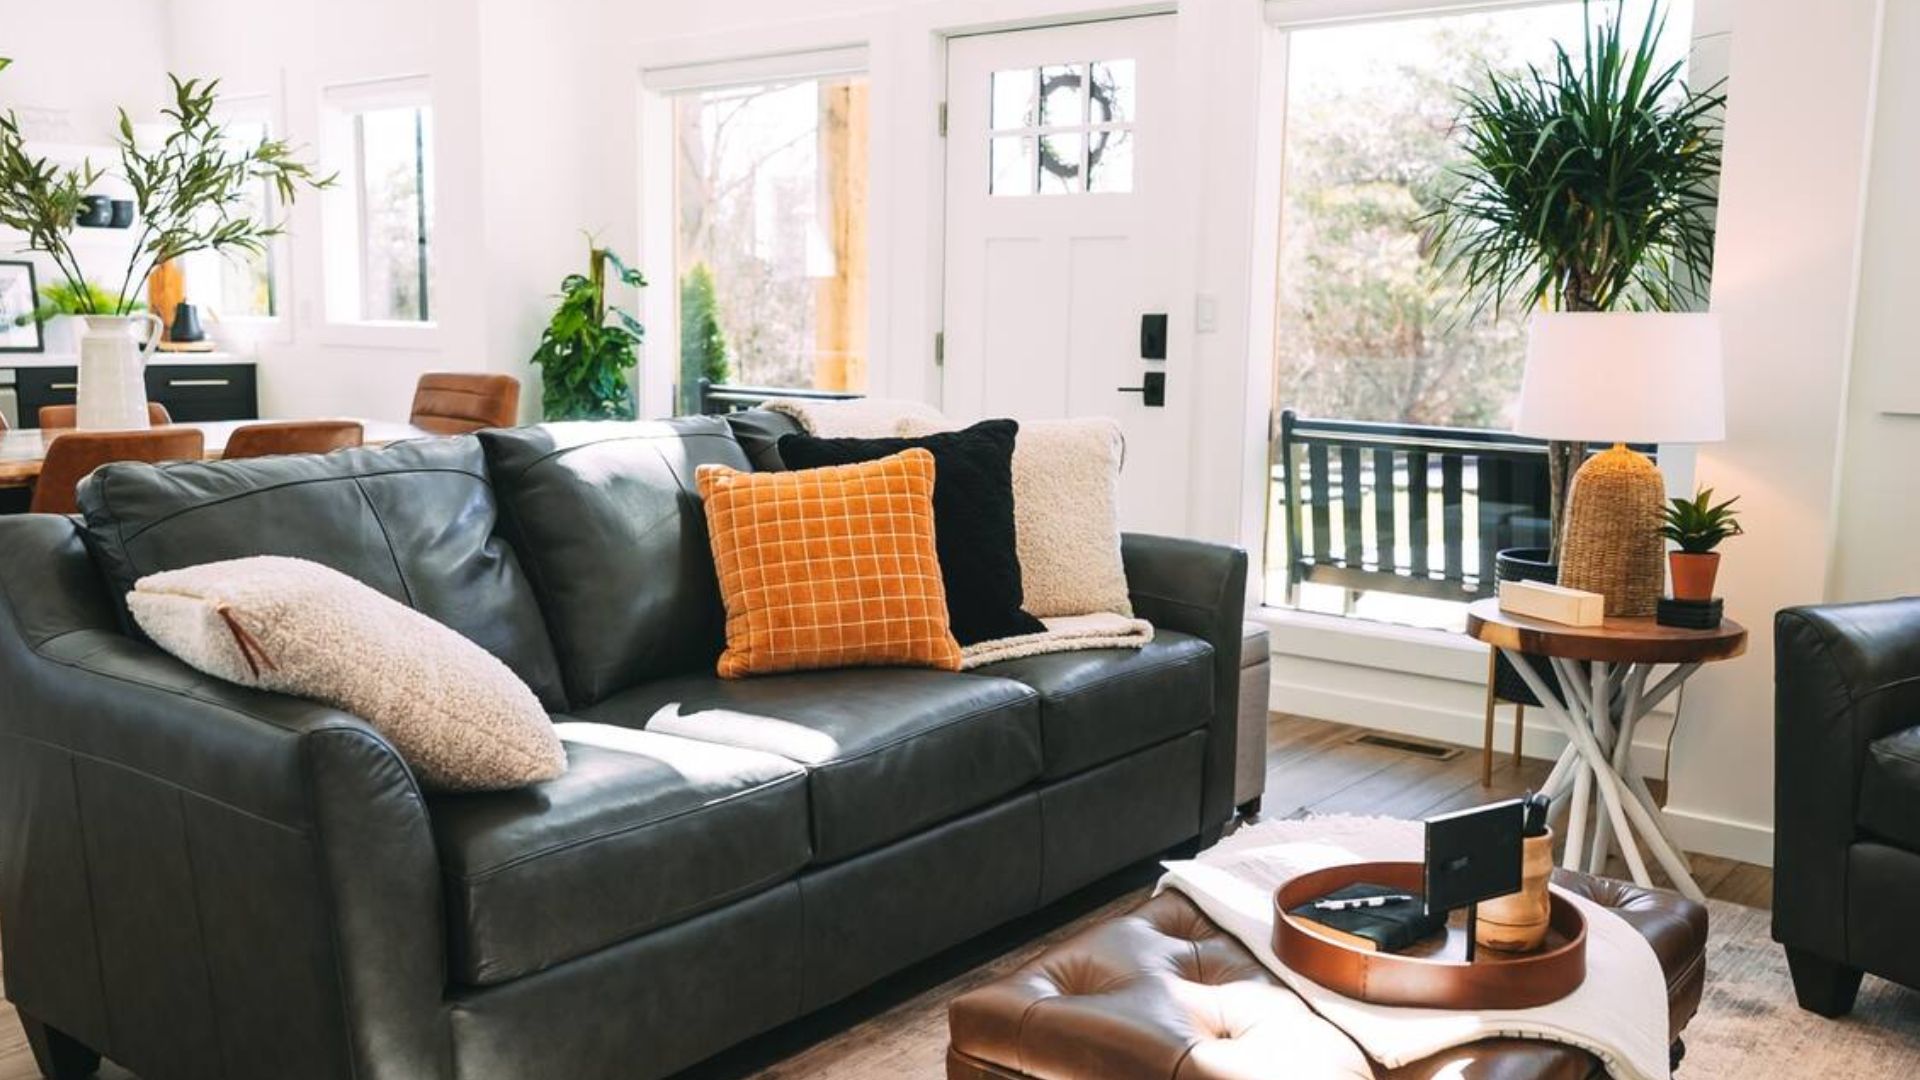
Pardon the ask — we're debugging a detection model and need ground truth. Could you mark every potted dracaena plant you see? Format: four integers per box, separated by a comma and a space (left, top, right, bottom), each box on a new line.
1421, 0, 1725, 582
1661, 487, 1741, 601
529, 242, 645, 420
0, 65, 329, 428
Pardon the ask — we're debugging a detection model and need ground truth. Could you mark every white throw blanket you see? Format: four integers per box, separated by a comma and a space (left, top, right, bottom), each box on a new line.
960, 612, 1152, 668
1158, 816, 1671, 1080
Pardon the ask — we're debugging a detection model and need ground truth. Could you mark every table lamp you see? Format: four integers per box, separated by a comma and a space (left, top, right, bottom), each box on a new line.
1516, 313, 1725, 617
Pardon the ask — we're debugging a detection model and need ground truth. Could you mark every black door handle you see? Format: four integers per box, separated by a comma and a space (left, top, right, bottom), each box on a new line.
1116, 371, 1166, 407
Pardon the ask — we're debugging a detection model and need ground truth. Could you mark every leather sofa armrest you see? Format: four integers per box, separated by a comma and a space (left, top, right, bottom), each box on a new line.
0, 515, 449, 1080
1774, 599, 1920, 961
1121, 533, 1249, 838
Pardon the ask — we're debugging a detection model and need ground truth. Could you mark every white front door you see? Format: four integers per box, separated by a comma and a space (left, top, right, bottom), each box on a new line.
942, 15, 1187, 535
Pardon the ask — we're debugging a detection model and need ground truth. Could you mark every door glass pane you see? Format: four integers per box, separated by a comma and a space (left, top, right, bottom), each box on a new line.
991, 68, 1035, 130
1038, 64, 1085, 126
991, 135, 1036, 196
1037, 132, 1083, 194
1090, 60, 1135, 124
1086, 128, 1133, 193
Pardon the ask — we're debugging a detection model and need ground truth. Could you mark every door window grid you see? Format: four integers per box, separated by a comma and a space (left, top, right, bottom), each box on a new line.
988, 59, 1134, 195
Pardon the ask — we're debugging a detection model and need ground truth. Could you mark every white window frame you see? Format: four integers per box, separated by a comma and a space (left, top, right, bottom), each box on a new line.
318, 74, 437, 345
639, 45, 872, 413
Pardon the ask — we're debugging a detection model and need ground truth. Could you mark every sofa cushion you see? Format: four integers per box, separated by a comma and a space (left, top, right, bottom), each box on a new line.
975, 631, 1214, 779
479, 419, 746, 706
723, 408, 803, 471
430, 728, 811, 986
1859, 726, 1920, 852
583, 668, 1041, 863
76, 435, 566, 708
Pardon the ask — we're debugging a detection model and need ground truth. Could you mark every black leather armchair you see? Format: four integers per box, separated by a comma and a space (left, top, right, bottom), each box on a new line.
1774, 599, 1920, 1015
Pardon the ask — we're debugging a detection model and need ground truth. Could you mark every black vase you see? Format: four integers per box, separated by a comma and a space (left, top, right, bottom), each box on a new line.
169, 302, 206, 343
77, 195, 114, 228
1492, 548, 1564, 707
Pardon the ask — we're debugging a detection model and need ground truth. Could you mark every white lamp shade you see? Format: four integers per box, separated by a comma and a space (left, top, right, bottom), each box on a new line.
1516, 313, 1725, 444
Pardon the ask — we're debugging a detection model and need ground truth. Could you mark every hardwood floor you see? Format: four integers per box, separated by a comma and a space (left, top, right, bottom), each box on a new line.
0, 714, 1773, 1079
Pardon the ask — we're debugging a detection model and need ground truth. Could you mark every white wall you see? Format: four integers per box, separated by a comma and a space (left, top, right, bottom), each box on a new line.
1653, 0, 1884, 864
1830, 0, 1920, 604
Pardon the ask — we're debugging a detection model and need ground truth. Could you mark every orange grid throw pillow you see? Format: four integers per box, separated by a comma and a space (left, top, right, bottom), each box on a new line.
697, 448, 963, 678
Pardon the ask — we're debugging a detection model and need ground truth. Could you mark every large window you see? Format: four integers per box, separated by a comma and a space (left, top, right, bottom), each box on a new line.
214, 104, 278, 319
672, 73, 870, 410
1266, 0, 1697, 627
322, 78, 435, 325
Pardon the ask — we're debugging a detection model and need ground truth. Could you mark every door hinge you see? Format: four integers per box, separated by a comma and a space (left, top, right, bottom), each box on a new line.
937, 102, 948, 138
934, 331, 945, 365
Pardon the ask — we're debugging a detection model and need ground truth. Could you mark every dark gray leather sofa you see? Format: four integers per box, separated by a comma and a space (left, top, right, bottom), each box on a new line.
0, 414, 1246, 1080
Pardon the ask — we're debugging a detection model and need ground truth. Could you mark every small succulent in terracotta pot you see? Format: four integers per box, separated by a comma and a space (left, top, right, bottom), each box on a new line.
1660, 487, 1742, 601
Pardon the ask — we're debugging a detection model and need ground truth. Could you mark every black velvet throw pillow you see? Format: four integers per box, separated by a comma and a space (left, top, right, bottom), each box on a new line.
778, 419, 1044, 646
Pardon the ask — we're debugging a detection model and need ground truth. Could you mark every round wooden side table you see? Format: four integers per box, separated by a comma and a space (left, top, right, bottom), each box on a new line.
1466, 598, 1747, 902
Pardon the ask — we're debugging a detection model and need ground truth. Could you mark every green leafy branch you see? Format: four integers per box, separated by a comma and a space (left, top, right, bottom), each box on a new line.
111, 75, 334, 314
0, 62, 331, 316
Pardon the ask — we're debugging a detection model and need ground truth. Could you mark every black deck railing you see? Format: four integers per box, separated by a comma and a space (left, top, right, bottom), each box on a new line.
696, 379, 862, 415
1277, 411, 1550, 605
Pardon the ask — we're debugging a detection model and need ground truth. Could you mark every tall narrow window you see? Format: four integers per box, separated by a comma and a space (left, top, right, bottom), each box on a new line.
669, 72, 870, 410
321, 78, 435, 324
1265, 0, 1699, 627
215, 106, 278, 318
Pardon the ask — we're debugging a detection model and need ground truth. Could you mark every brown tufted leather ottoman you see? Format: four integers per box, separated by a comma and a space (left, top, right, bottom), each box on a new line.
947, 869, 1706, 1079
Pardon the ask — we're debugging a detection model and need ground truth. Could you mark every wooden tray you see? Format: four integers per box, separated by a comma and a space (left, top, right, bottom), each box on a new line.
1272, 861, 1586, 1010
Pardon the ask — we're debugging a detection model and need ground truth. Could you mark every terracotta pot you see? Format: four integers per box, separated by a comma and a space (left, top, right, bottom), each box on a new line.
1669, 551, 1721, 602
1476, 829, 1554, 954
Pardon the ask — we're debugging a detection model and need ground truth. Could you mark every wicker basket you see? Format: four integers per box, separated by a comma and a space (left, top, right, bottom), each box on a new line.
1557, 445, 1665, 617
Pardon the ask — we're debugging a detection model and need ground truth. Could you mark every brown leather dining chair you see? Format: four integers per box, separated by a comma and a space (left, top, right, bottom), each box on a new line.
30, 428, 206, 515
222, 420, 365, 460
409, 373, 520, 434
39, 402, 173, 429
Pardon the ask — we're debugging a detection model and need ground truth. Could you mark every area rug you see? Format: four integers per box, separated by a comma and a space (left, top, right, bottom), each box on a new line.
706, 889, 1920, 1078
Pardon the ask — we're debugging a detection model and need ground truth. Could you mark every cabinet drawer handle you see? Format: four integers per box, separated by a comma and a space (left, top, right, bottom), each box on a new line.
50, 382, 78, 391
168, 378, 232, 388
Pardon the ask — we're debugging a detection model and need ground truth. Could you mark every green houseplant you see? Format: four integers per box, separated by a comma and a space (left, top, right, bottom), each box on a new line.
1422, 1, 1726, 562
1660, 487, 1741, 600
530, 243, 645, 420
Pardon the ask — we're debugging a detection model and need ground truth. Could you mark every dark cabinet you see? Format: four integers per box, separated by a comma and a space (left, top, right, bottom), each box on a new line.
13, 362, 258, 425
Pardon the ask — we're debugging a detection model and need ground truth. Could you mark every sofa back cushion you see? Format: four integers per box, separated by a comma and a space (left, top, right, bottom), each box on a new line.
479, 418, 746, 706
76, 435, 567, 708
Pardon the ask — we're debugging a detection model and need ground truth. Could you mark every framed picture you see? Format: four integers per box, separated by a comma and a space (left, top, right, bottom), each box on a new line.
0, 261, 43, 353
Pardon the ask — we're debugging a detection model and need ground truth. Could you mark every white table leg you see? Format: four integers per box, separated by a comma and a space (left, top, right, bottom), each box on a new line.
1585, 661, 1615, 875
1502, 648, 1706, 901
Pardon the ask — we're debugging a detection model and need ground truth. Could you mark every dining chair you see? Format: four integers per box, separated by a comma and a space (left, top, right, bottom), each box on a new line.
408, 373, 520, 434
222, 420, 365, 460
38, 402, 173, 429
30, 428, 206, 515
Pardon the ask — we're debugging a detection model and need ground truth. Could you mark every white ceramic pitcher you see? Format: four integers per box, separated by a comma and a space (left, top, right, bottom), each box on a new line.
75, 313, 165, 430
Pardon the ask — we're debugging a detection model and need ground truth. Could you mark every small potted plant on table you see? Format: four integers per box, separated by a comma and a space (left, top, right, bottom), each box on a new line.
1661, 487, 1741, 601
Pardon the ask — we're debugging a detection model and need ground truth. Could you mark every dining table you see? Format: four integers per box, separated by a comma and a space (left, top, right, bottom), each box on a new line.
0, 418, 440, 492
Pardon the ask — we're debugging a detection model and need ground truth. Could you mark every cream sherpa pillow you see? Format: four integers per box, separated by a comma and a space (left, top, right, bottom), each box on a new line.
1009, 418, 1132, 617
128, 556, 567, 791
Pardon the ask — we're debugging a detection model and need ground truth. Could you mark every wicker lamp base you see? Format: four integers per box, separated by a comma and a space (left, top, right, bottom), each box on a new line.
1557, 444, 1665, 617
